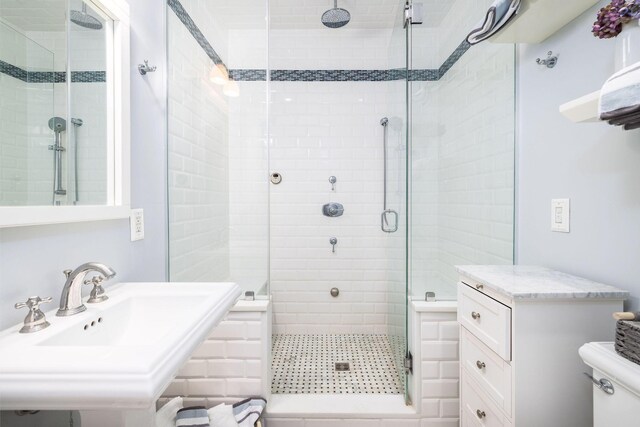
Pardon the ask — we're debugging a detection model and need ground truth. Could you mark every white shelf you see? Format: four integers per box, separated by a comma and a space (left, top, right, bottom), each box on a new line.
559, 90, 601, 123
491, 0, 601, 43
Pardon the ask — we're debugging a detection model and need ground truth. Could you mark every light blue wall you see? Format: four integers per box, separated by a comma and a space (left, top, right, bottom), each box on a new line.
517, 1, 640, 311
0, 0, 168, 330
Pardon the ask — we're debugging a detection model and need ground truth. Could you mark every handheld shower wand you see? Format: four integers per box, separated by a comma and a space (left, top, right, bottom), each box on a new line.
48, 117, 67, 204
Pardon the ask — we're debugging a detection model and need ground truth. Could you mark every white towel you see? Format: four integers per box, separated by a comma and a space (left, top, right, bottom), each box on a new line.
232, 398, 267, 427
156, 397, 184, 427
467, 0, 521, 45
176, 406, 210, 427
208, 404, 239, 427
599, 61, 640, 117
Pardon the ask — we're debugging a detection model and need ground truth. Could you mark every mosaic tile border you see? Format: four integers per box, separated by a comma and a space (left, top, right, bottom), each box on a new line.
228, 69, 267, 81
168, 0, 224, 65
228, 68, 450, 82
168, 0, 471, 83
439, 40, 471, 77
230, 68, 423, 82
0, 61, 106, 83
0, 60, 27, 81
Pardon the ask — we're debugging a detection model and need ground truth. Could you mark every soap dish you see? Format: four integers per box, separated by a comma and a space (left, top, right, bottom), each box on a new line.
615, 320, 640, 366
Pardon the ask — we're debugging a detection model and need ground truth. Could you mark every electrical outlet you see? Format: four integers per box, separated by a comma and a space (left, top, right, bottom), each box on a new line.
551, 199, 570, 233
130, 209, 144, 241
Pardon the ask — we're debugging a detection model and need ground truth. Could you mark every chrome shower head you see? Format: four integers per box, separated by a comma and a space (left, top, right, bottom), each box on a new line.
70, 3, 103, 30
48, 117, 67, 133
322, 0, 351, 29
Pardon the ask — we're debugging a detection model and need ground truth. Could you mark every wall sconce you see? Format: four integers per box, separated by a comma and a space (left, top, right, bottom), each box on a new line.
209, 63, 229, 85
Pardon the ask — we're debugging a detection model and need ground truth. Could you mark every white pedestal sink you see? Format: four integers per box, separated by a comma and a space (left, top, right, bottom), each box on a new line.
0, 282, 242, 426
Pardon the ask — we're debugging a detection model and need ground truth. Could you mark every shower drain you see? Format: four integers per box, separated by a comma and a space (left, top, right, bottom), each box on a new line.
335, 362, 350, 372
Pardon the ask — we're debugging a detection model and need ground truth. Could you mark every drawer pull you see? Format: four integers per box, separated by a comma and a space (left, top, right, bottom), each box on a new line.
476, 360, 486, 369
475, 284, 484, 290
471, 311, 481, 320
476, 409, 486, 419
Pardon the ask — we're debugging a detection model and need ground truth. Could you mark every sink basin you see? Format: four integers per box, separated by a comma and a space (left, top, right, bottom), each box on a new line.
0, 282, 242, 410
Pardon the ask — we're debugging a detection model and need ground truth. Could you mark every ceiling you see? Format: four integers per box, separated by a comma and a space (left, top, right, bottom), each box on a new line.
206, 0, 455, 31
0, 0, 456, 35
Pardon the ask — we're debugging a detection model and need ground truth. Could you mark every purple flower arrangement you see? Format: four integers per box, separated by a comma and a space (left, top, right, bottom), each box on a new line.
593, 0, 640, 39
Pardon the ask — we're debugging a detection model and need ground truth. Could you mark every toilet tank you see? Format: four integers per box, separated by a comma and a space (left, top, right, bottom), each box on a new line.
580, 342, 640, 426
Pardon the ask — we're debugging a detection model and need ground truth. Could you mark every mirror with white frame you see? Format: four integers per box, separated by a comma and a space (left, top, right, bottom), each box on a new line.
0, 0, 130, 227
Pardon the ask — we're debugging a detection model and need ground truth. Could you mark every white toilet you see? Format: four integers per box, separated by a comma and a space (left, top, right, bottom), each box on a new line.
579, 342, 640, 425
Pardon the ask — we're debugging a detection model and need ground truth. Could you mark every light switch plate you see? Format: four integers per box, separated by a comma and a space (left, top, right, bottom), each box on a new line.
130, 209, 144, 241
551, 199, 570, 233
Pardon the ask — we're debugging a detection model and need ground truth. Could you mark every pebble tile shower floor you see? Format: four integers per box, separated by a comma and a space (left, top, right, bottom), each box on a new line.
271, 334, 404, 394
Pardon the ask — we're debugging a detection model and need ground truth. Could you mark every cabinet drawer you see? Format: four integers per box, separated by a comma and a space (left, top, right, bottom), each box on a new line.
458, 282, 511, 360
461, 327, 512, 416
462, 374, 512, 427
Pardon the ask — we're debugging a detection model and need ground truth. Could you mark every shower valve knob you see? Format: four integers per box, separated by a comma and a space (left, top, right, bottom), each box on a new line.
323, 203, 344, 217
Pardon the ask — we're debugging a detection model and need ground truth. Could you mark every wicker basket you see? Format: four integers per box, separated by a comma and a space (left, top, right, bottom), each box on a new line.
615, 320, 640, 366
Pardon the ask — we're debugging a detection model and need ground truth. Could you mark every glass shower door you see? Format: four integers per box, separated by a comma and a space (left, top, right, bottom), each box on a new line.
383, 0, 411, 404
409, 0, 515, 303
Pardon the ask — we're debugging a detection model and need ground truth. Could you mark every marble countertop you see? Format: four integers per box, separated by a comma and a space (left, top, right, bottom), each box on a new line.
455, 265, 630, 300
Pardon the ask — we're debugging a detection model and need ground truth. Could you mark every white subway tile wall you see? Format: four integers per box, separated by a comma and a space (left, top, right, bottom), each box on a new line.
267, 11, 409, 333
410, 0, 515, 300
1, 25, 60, 206
28, 31, 71, 206
68, 27, 108, 205
168, 8, 231, 282
436, 42, 515, 290
0, 23, 32, 206
160, 306, 270, 408
228, 81, 269, 293
269, 29, 392, 70
409, 306, 460, 426
269, 80, 401, 335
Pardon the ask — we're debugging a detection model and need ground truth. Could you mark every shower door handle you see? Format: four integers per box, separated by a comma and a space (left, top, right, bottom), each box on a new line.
381, 209, 398, 233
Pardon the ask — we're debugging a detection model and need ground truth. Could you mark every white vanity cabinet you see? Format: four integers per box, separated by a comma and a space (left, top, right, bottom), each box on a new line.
456, 266, 628, 427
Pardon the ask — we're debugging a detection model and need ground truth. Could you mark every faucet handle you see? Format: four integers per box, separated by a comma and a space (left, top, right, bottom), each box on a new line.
63, 269, 73, 279
86, 276, 109, 304
15, 296, 52, 310
84, 275, 104, 286
14, 296, 52, 333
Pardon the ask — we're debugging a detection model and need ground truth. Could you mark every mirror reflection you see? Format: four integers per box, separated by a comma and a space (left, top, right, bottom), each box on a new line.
0, 0, 110, 206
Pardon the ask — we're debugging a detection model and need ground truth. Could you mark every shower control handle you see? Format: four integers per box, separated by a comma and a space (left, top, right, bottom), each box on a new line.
329, 176, 337, 191
330, 237, 338, 253
323, 203, 344, 217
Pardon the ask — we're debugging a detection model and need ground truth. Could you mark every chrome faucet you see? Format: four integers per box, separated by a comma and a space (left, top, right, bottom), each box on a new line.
56, 262, 116, 317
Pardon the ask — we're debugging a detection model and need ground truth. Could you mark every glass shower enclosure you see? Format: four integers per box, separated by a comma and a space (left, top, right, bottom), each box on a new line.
166, 0, 514, 404
167, 0, 411, 399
